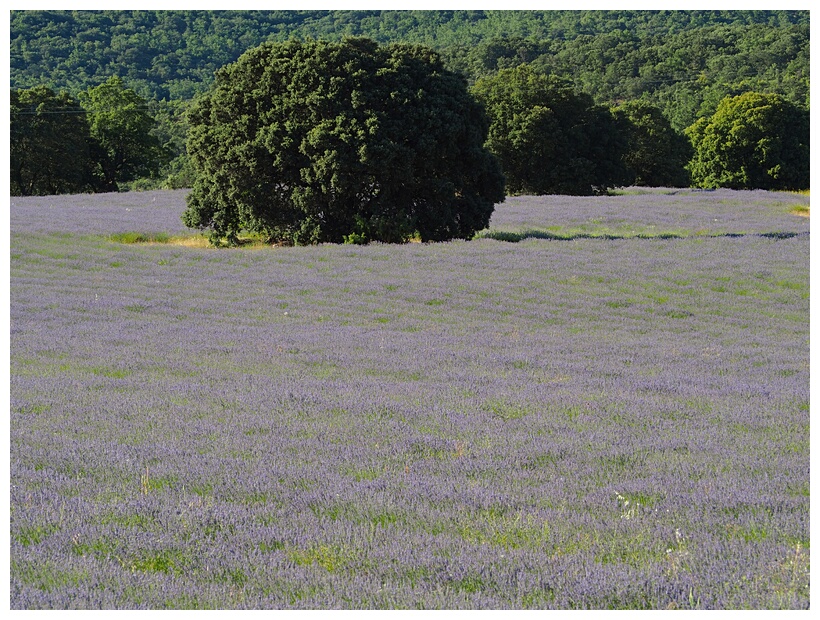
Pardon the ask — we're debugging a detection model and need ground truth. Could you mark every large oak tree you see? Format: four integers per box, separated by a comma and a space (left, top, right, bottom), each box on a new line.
182, 38, 505, 245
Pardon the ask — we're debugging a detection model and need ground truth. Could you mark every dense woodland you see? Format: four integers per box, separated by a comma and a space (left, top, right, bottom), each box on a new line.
10, 10, 810, 197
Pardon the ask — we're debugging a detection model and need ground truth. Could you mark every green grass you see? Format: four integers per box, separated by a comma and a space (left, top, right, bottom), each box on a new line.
126, 549, 191, 575
14, 524, 60, 547
481, 397, 532, 421
109, 231, 171, 244
108, 231, 215, 247
287, 544, 354, 572
12, 559, 91, 593
457, 512, 552, 550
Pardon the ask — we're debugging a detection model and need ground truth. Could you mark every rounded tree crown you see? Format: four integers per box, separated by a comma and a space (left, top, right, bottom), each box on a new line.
183, 38, 505, 245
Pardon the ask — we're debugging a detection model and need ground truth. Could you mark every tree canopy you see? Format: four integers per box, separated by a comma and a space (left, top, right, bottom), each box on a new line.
80, 76, 169, 191
182, 38, 505, 245
10, 80, 168, 196
472, 64, 631, 196
9, 11, 811, 194
686, 91, 809, 190
613, 100, 692, 188
11, 86, 94, 196
12, 11, 808, 128
10, 11, 808, 100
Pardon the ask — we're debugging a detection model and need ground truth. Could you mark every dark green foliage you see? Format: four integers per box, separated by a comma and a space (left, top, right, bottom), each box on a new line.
147, 99, 195, 190
183, 38, 505, 245
686, 92, 809, 190
79, 77, 170, 192
10, 86, 95, 196
9, 11, 810, 193
11, 79, 170, 196
445, 20, 809, 131
613, 101, 692, 187
10, 11, 809, 192
472, 65, 631, 196
10, 11, 808, 104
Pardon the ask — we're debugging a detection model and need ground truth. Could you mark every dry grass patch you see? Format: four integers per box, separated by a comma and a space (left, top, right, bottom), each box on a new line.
109, 232, 278, 249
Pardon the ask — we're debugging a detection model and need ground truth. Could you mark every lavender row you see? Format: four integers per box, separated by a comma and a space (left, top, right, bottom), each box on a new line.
10, 193, 809, 608
9, 187, 809, 238
486, 189, 809, 238
10, 190, 193, 236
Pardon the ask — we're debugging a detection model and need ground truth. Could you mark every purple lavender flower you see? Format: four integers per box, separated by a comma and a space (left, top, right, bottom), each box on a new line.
10, 189, 809, 609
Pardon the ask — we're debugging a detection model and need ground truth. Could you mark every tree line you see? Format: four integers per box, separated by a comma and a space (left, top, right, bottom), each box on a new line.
10, 10, 808, 108
10, 16, 811, 245
11, 77, 170, 195
12, 36, 809, 199
10, 10, 808, 132
177, 39, 806, 246
10, 10, 809, 195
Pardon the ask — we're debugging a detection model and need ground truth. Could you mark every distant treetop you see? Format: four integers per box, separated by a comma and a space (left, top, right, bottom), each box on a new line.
10, 9, 809, 110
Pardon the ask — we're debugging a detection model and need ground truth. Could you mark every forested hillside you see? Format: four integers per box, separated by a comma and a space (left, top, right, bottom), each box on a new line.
10, 10, 810, 194
10, 10, 809, 122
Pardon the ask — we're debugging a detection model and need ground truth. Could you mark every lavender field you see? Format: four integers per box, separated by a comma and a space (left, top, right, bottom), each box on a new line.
10, 188, 810, 609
